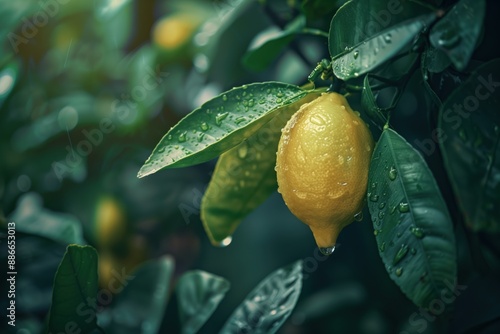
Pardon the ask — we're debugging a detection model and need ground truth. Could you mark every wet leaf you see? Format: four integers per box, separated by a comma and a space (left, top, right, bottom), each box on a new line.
221, 260, 303, 334
177, 271, 230, 334
429, 0, 486, 71
332, 13, 437, 80
368, 128, 457, 309
328, 0, 430, 58
47, 245, 99, 333
201, 92, 321, 245
138, 82, 306, 177
438, 59, 500, 232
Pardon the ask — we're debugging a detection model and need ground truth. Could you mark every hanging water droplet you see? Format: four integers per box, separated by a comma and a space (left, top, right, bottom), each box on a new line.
354, 211, 363, 221
353, 50, 359, 59
200, 122, 209, 131
215, 112, 229, 125
399, 202, 409, 213
319, 245, 335, 255
393, 244, 409, 265
389, 166, 398, 180
395, 267, 403, 277
219, 236, 232, 247
410, 226, 424, 238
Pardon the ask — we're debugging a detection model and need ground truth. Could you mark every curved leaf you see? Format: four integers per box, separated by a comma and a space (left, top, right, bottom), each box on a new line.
328, 0, 430, 58
243, 16, 305, 72
361, 74, 389, 126
176, 270, 230, 334
422, 45, 451, 74
138, 82, 306, 177
438, 59, 500, 232
48, 245, 99, 333
221, 260, 303, 334
201, 92, 321, 245
429, 0, 485, 71
99, 256, 174, 334
368, 129, 456, 309
332, 13, 437, 80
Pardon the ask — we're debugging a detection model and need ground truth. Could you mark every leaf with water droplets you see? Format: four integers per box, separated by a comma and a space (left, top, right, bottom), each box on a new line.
367, 128, 456, 309
438, 59, 500, 232
221, 260, 303, 334
201, 93, 321, 245
331, 13, 437, 80
429, 0, 485, 71
243, 16, 306, 72
176, 271, 230, 334
328, 0, 430, 58
48, 245, 99, 333
138, 82, 306, 177
98, 256, 175, 334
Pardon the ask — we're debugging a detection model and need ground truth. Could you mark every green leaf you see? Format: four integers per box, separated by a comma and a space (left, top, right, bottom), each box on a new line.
438, 59, 500, 232
368, 128, 456, 309
221, 260, 303, 334
243, 16, 306, 72
7, 193, 85, 245
201, 92, 321, 245
176, 270, 230, 334
99, 256, 175, 334
361, 74, 389, 126
47, 245, 99, 334
138, 82, 307, 177
328, 0, 430, 58
422, 45, 451, 73
331, 13, 437, 80
429, 0, 486, 71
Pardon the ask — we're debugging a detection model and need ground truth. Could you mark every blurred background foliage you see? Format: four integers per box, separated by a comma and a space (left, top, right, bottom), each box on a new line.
0, 0, 499, 333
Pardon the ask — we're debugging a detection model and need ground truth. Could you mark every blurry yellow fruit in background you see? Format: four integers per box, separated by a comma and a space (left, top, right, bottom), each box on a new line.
152, 14, 199, 51
95, 195, 127, 249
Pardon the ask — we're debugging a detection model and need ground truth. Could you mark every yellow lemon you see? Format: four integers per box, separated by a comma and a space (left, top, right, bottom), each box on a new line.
95, 195, 127, 249
276, 92, 374, 254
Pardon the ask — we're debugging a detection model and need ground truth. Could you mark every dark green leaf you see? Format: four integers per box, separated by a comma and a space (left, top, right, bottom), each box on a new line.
429, 0, 486, 71
99, 256, 175, 334
47, 245, 99, 333
176, 270, 230, 334
422, 45, 451, 73
361, 74, 389, 126
368, 129, 456, 309
243, 16, 305, 71
8, 193, 85, 245
138, 82, 306, 177
438, 59, 500, 232
201, 92, 321, 245
332, 13, 437, 80
221, 260, 303, 334
328, 0, 430, 58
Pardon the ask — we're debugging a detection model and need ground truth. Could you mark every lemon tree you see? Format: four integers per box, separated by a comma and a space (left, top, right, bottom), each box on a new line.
137, 0, 499, 326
